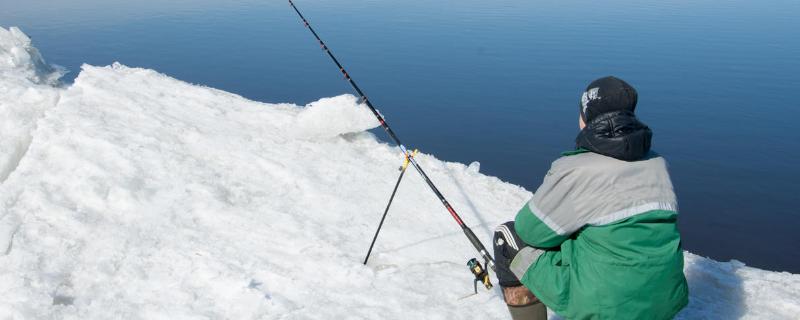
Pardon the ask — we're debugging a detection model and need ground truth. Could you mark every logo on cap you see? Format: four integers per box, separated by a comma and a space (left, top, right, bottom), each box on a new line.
581, 87, 600, 114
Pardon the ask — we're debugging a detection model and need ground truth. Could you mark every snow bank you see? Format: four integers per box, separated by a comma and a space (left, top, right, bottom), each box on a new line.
0, 27, 798, 319
0, 27, 62, 193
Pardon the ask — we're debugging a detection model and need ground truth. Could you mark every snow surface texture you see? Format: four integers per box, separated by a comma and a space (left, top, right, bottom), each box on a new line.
0, 27, 798, 319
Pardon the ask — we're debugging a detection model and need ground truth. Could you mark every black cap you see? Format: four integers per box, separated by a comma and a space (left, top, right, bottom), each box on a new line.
579, 76, 638, 123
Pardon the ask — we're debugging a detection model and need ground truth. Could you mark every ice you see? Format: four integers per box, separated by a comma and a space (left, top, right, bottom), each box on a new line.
0, 27, 65, 85
290, 94, 380, 140
0, 26, 798, 319
0, 27, 62, 183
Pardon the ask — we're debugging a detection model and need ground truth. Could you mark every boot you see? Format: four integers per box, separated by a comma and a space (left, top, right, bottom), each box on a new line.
504, 285, 547, 320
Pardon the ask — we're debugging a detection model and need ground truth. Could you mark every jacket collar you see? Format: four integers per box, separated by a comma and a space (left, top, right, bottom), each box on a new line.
574, 111, 652, 161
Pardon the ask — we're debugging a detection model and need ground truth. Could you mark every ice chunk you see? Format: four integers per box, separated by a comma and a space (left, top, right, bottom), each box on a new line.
290, 94, 380, 139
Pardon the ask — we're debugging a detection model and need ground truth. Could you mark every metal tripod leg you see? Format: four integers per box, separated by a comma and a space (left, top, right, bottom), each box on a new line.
363, 150, 417, 265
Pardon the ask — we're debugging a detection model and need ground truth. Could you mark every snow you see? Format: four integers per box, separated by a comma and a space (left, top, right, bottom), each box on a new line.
0, 26, 798, 319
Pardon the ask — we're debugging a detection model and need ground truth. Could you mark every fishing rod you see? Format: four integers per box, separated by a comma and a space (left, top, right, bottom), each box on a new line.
288, 0, 496, 289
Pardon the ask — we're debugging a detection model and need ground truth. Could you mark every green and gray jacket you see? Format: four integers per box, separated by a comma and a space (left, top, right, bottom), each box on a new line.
511, 149, 689, 319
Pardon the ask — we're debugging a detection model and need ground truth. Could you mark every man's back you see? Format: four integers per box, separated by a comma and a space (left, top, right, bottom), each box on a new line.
515, 150, 688, 319
524, 150, 678, 237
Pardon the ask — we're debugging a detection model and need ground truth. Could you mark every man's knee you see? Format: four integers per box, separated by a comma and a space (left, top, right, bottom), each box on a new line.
494, 222, 546, 310
494, 221, 524, 287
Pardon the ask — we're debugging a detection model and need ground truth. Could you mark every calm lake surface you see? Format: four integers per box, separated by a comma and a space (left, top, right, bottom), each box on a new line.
3, 0, 798, 273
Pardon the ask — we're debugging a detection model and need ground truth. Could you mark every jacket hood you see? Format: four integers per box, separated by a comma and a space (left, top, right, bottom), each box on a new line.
575, 111, 652, 161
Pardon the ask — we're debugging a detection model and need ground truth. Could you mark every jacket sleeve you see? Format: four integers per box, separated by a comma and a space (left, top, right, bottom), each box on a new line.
514, 162, 580, 248
514, 201, 570, 248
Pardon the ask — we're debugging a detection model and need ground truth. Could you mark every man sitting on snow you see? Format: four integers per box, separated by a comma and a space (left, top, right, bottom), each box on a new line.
493, 76, 689, 320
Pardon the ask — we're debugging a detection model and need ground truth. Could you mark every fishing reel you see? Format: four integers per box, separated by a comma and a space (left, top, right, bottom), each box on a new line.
467, 258, 493, 294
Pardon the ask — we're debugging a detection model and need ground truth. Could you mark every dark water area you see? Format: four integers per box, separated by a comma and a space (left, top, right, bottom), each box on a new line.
3, 0, 798, 273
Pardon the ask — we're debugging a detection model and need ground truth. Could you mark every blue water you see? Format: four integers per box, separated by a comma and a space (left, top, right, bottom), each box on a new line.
3, 0, 799, 272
